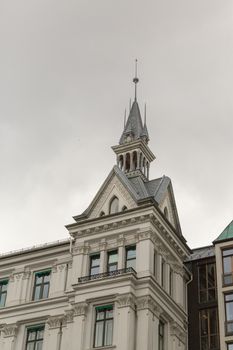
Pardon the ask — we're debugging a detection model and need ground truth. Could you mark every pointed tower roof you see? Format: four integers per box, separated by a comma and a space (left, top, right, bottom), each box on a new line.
214, 220, 233, 243
119, 100, 144, 144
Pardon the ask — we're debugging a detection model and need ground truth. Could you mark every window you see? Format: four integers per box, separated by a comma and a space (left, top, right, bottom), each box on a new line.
107, 251, 118, 272
158, 321, 165, 350
225, 293, 233, 335
228, 344, 233, 350
161, 259, 166, 288
26, 326, 44, 350
94, 305, 113, 348
33, 270, 51, 301
153, 250, 157, 278
90, 254, 100, 276
198, 263, 216, 303
109, 196, 119, 214
223, 249, 233, 286
0, 280, 8, 307
125, 246, 136, 270
199, 308, 219, 349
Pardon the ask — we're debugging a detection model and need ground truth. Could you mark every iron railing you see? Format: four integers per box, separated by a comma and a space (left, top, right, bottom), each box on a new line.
78, 267, 136, 283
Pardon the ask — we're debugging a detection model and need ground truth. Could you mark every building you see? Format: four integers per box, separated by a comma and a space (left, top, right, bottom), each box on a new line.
0, 73, 191, 350
186, 220, 233, 350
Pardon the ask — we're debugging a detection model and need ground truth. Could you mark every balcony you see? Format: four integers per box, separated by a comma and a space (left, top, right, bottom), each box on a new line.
78, 267, 136, 283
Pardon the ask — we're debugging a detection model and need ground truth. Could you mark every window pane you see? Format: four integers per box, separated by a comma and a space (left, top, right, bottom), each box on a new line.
109, 197, 119, 214
199, 265, 206, 290
224, 257, 232, 273
42, 284, 49, 299
106, 308, 113, 318
35, 340, 43, 350
95, 321, 104, 347
226, 294, 233, 301
91, 255, 100, 267
37, 329, 44, 339
108, 251, 118, 264
0, 293, 6, 307
104, 320, 113, 346
207, 264, 215, 288
228, 344, 233, 350
126, 247, 136, 259
35, 275, 43, 284
28, 330, 37, 341
26, 343, 34, 350
226, 302, 233, 321
44, 274, 50, 283
223, 249, 233, 256
126, 259, 136, 270
34, 286, 41, 300
91, 266, 100, 275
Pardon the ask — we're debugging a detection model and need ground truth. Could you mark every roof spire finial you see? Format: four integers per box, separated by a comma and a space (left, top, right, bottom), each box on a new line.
133, 59, 139, 101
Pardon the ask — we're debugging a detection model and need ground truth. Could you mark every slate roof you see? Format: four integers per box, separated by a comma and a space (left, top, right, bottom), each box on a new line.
186, 245, 215, 261
214, 220, 233, 243
119, 100, 148, 144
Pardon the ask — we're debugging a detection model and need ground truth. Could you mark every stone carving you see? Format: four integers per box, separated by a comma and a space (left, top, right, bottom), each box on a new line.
137, 296, 162, 316
58, 264, 67, 272
47, 316, 64, 329
64, 310, 74, 324
116, 293, 136, 310
72, 244, 89, 255
2, 324, 18, 338
170, 321, 186, 344
22, 271, 31, 280
73, 302, 88, 316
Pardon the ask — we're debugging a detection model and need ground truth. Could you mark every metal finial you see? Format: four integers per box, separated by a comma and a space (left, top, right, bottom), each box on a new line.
133, 59, 139, 101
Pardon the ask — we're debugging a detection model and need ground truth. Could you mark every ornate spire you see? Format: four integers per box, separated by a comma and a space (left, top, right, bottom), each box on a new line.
133, 59, 139, 101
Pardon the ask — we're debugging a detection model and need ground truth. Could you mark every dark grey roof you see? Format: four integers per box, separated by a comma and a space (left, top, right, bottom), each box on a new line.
119, 101, 144, 144
141, 123, 149, 141
186, 245, 215, 261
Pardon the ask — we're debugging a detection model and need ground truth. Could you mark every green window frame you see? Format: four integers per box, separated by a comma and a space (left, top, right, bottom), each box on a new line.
94, 305, 113, 348
26, 326, 44, 350
33, 270, 51, 301
0, 279, 8, 307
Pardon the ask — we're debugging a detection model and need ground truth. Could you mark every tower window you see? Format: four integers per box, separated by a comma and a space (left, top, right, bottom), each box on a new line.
109, 196, 119, 214
125, 153, 130, 172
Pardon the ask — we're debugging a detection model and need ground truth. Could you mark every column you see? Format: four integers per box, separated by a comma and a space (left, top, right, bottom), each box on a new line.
130, 152, 133, 171
136, 296, 161, 350
123, 154, 126, 172
117, 235, 125, 270
7, 272, 24, 306
2, 324, 18, 350
69, 302, 88, 350
99, 240, 107, 273
43, 316, 63, 350
173, 265, 184, 307
72, 242, 89, 284
49, 264, 67, 298
136, 151, 140, 170
137, 231, 153, 277
116, 293, 136, 350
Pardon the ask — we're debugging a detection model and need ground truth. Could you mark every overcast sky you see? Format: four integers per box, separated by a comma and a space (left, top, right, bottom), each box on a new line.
0, 0, 232, 253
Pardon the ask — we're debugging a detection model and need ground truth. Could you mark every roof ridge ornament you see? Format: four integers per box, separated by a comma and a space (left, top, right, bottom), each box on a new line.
133, 59, 139, 101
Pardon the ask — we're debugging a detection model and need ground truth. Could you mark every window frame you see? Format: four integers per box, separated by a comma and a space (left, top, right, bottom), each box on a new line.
25, 325, 45, 350
89, 254, 101, 276
107, 250, 118, 272
198, 262, 217, 303
125, 245, 136, 270
199, 307, 219, 350
32, 269, 51, 301
222, 248, 233, 286
0, 279, 8, 307
93, 305, 114, 348
109, 196, 119, 215
225, 293, 233, 335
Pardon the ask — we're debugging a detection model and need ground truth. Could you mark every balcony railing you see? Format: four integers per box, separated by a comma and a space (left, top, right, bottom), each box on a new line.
78, 267, 136, 283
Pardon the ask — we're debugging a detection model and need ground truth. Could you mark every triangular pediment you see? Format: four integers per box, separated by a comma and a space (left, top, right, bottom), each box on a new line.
74, 166, 139, 221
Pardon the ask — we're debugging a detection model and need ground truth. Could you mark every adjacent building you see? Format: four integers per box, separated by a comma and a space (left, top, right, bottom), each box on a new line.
0, 75, 191, 350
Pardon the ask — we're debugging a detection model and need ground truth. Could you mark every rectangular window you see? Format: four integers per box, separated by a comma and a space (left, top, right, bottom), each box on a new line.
199, 308, 219, 349
107, 251, 118, 272
33, 270, 51, 301
125, 246, 136, 270
228, 344, 233, 350
26, 326, 44, 350
0, 280, 8, 307
158, 320, 165, 350
198, 263, 216, 303
94, 305, 113, 348
90, 254, 100, 276
223, 249, 233, 286
225, 293, 233, 335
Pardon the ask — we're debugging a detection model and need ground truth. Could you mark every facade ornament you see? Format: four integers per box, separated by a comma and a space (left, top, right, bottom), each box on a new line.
170, 321, 186, 344
117, 234, 125, 247
72, 243, 89, 255
137, 296, 162, 317
64, 310, 74, 324
172, 264, 184, 276
116, 293, 136, 310
99, 239, 107, 251
22, 270, 31, 280
2, 323, 18, 338
47, 316, 64, 329
58, 264, 67, 272
73, 302, 89, 317
52, 265, 58, 273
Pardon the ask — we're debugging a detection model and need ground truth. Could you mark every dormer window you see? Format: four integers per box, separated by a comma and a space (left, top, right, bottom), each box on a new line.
109, 196, 119, 214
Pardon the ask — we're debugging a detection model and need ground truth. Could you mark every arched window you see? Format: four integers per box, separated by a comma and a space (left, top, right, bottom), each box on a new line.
122, 205, 128, 212
109, 196, 119, 214
133, 151, 137, 170
164, 207, 168, 219
125, 153, 130, 172
119, 155, 123, 170
99, 211, 105, 217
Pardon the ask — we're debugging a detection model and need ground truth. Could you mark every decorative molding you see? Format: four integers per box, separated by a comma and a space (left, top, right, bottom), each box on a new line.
47, 316, 64, 329
2, 324, 18, 338
22, 271, 31, 280
170, 321, 186, 344
58, 264, 67, 272
116, 293, 136, 310
73, 302, 89, 316
72, 244, 89, 256
137, 296, 162, 317
64, 310, 74, 324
